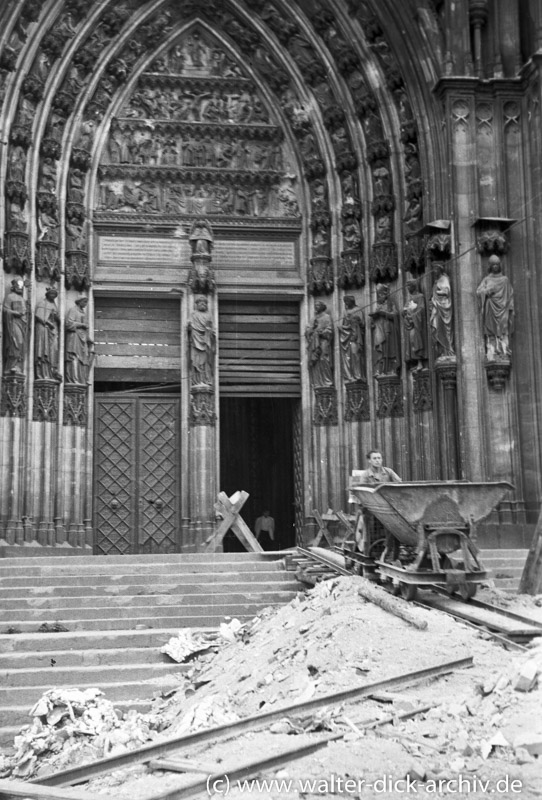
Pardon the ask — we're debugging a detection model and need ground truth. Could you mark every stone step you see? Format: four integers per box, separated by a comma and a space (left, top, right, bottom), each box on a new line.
0, 607, 282, 633
0, 594, 295, 624
0, 675, 183, 708
0, 560, 287, 579
0, 551, 285, 566
0, 587, 299, 611
0, 644, 187, 669
0, 575, 299, 598
0, 568, 290, 589
0, 659, 190, 688
0, 627, 203, 654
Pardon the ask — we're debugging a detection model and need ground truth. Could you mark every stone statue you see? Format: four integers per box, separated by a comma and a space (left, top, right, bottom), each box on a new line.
430, 263, 455, 358
189, 219, 213, 255
3, 278, 27, 375
305, 300, 334, 387
339, 295, 366, 382
369, 284, 401, 375
402, 280, 427, 369
476, 255, 514, 360
187, 296, 215, 387
65, 296, 92, 384
34, 287, 61, 381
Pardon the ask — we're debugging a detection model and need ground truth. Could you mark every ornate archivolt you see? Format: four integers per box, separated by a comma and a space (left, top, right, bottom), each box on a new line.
0, 0, 434, 420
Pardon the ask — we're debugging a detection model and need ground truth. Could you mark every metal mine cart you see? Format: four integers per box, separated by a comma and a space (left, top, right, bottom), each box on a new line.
348, 481, 514, 601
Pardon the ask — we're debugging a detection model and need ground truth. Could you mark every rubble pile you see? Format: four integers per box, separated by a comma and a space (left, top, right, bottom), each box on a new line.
1, 576, 540, 792
0, 688, 160, 779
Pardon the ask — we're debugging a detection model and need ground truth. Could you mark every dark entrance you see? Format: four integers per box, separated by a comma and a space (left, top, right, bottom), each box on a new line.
220, 397, 296, 550
94, 393, 181, 555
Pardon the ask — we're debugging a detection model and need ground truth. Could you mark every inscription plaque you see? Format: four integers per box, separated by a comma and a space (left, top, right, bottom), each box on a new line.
99, 236, 187, 264
215, 240, 295, 271
98, 236, 297, 271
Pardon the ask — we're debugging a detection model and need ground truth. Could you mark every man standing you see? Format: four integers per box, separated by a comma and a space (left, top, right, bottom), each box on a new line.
349, 451, 401, 554
255, 510, 275, 551
34, 286, 61, 381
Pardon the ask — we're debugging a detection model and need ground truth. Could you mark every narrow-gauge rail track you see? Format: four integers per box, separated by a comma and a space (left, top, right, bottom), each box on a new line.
292, 546, 542, 647
0, 659, 472, 800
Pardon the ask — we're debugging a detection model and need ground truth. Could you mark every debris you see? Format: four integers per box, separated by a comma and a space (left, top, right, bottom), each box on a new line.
513, 659, 539, 692
160, 631, 217, 663
219, 618, 244, 643
37, 622, 69, 633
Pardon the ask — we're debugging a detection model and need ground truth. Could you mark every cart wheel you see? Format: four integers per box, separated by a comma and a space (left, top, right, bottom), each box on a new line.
459, 583, 477, 601
400, 582, 418, 601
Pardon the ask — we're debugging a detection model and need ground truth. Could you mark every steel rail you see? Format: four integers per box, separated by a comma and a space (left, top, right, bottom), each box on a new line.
300, 546, 538, 647
34, 657, 472, 787
142, 703, 436, 800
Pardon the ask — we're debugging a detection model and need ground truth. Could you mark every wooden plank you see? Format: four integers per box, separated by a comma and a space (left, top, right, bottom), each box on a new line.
96, 307, 180, 322
519, 504, 542, 594
93, 329, 180, 344
220, 360, 300, 368
94, 318, 181, 334
220, 331, 296, 341
94, 368, 180, 383
219, 324, 299, 334
220, 387, 300, 396
94, 355, 180, 370
220, 303, 298, 315
219, 341, 299, 351
95, 343, 181, 358
219, 313, 298, 324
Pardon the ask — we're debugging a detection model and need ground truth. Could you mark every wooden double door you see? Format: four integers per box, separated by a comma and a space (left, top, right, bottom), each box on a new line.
94, 394, 181, 555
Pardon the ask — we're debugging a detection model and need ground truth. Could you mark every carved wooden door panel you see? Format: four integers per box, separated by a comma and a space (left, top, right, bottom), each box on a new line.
94, 396, 180, 555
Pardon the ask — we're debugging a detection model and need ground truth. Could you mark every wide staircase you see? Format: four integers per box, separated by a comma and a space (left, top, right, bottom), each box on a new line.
0, 551, 302, 748
481, 548, 529, 592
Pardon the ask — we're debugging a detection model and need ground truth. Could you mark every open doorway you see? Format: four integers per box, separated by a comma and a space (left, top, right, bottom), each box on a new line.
220, 397, 296, 550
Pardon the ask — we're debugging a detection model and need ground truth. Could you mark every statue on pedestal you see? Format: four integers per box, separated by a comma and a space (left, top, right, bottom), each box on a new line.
430, 264, 455, 359
3, 278, 27, 375
34, 287, 61, 380
476, 255, 514, 361
65, 296, 92, 384
306, 300, 334, 388
339, 295, 366, 382
402, 280, 427, 370
369, 284, 401, 375
187, 296, 215, 387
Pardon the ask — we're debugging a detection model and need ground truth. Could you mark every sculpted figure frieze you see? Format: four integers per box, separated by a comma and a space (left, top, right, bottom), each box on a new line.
187, 296, 216, 387
402, 280, 427, 369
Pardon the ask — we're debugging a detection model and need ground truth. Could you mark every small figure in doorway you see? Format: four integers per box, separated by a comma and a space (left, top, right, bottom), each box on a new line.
255, 510, 275, 550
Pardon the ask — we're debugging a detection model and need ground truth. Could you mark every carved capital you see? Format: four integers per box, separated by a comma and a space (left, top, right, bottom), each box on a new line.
344, 382, 370, 422
412, 369, 433, 411
338, 250, 365, 290
64, 384, 88, 426
313, 386, 338, 426
33, 379, 59, 422
485, 358, 511, 389
1, 375, 26, 418
190, 387, 216, 426
65, 251, 90, 290
36, 241, 60, 282
370, 242, 397, 282
4, 232, 30, 275
308, 256, 334, 295
376, 374, 403, 418
435, 357, 458, 389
